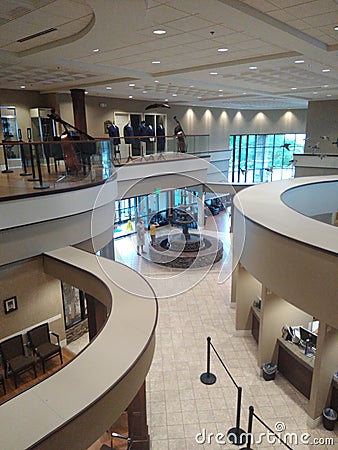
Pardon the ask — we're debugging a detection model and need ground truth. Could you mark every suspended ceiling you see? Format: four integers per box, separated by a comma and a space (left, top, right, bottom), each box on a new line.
0, 0, 337, 109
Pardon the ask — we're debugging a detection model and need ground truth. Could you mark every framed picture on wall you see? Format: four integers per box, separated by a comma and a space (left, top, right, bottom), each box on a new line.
4, 296, 18, 314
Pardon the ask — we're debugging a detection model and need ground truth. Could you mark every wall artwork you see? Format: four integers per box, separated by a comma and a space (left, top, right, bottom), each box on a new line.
4, 296, 18, 314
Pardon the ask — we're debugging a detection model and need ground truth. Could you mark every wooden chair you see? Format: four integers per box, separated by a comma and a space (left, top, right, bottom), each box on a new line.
0, 335, 37, 389
27, 323, 63, 373
0, 371, 6, 395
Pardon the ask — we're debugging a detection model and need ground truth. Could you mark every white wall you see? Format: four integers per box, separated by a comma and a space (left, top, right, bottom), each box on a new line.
56, 93, 307, 151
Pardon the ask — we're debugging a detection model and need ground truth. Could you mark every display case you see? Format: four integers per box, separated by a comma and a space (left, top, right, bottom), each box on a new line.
30, 108, 56, 141
0, 106, 20, 167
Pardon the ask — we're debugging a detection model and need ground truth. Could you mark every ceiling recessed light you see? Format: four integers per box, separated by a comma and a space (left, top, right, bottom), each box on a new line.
190, 85, 194, 88
143, 90, 147, 93
164, 98, 168, 102
218, 48, 228, 52
129, 95, 133, 98
326, 94, 332, 97
172, 93, 177, 96
129, 83, 135, 87
93, 48, 99, 52
294, 60, 304, 64
218, 89, 223, 92
153, 29, 166, 35
210, 71, 218, 75
106, 87, 112, 90
197, 96, 202, 99
154, 80, 159, 83
20, 85, 26, 89
323, 84, 329, 87
291, 87, 297, 90
334, 26, 338, 30
322, 69, 331, 72
242, 92, 247, 95
313, 91, 318, 94
84, 91, 88, 94
249, 66, 257, 70
152, 60, 161, 64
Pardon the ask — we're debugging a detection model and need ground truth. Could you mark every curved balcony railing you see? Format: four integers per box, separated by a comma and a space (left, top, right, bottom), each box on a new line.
0, 134, 209, 193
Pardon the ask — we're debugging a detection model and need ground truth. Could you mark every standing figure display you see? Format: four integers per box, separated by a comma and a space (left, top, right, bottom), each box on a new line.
108, 123, 121, 160
173, 116, 186, 152
136, 217, 146, 254
156, 122, 166, 153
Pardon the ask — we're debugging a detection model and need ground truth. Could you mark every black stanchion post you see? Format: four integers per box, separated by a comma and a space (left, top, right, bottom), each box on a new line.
227, 386, 246, 445
27, 128, 39, 182
200, 336, 216, 385
18, 128, 31, 177
33, 143, 50, 190
240, 406, 254, 450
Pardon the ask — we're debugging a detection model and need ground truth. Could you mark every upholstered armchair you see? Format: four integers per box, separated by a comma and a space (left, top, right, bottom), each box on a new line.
27, 323, 63, 373
0, 334, 37, 388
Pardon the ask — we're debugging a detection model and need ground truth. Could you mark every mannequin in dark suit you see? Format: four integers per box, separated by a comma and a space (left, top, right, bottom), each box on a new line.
123, 122, 134, 144
108, 123, 120, 145
138, 121, 148, 142
156, 123, 166, 152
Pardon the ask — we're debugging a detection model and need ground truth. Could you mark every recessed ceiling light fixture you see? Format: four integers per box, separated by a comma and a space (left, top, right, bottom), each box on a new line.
313, 91, 318, 94
152, 60, 161, 64
129, 83, 135, 87
190, 85, 194, 88
210, 71, 218, 75
106, 87, 112, 90
154, 80, 159, 83
323, 84, 329, 87
165, 98, 168, 102
143, 90, 147, 93
93, 48, 99, 52
218, 48, 228, 52
249, 66, 257, 70
218, 89, 223, 92
172, 93, 177, 96
197, 96, 202, 99
294, 60, 304, 64
153, 29, 166, 35
322, 69, 331, 72
334, 26, 338, 30
129, 95, 133, 98
20, 85, 26, 89
84, 91, 88, 94
326, 94, 332, 97
242, 92, 247, 95
291, 87, 297, 90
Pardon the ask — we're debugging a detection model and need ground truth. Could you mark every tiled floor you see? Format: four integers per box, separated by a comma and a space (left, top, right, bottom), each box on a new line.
79, 212, 337, 449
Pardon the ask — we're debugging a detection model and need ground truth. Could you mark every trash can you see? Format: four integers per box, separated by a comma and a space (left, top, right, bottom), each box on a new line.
262, 363, 277, 381
322, 408, 337, 431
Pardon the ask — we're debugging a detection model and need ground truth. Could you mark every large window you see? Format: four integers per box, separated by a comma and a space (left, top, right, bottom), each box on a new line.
229, 133, 305, 183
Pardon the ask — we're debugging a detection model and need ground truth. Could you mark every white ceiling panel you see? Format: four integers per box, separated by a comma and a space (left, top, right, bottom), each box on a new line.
0, 0, 336, 109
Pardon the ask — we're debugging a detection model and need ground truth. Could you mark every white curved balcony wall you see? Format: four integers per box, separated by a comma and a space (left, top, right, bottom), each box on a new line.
0, 178, 117, 266
233, 175, 338, 329
281, 179, 338, 217
0, 247, 158, 450
116, 155, 210, 199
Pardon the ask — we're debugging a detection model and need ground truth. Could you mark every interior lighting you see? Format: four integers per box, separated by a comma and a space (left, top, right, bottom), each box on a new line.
291, 87, 297, 90
93, 48, 99, 52
322, 69, 331, 72
242, 92, 247, 95
197, 96, 202, 99
164, 98, 168, 101
218, 89, 223, 92
106, 87, 112, 90
323, 84, 329, 87
143, 90, 147, 93
84, 91, 88, 94
326, 94, 332, 97
20, 85, 26, 88
154, 80, 159, 83
152, 60, 161, 64
129, 95, 133, 98
218, 48, 228, 52
249, 66, 257, 70
153, 30, 166, 35
334, 26, 338, 30
294, 60, 304, 64
172, 93, 177, 96
190, 85, 194, 88
210, 72, 218, 75
129, 83, 135, 87
313, 91, 318, 94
